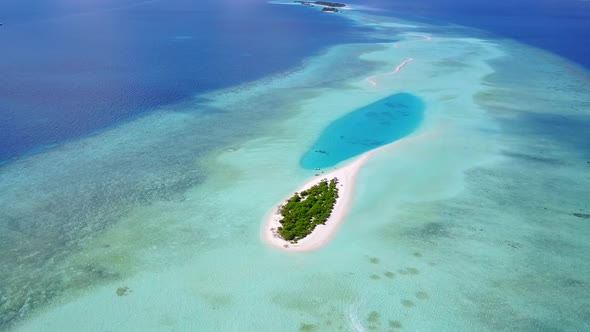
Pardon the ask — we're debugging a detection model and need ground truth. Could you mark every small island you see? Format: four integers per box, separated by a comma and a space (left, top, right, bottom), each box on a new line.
263, 150, 376, 252
295, 1, 346, 7
294, 1, 346, 12
277, 178, 339, 242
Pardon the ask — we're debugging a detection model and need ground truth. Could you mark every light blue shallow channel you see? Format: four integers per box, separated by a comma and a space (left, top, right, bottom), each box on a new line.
300, 93, 425, 169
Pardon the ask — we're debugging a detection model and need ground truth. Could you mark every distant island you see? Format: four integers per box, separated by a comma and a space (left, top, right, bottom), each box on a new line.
295, 1, 346, 7
294, 1, 346, 12
313, 1, 346, 7
277, 178, 339, 242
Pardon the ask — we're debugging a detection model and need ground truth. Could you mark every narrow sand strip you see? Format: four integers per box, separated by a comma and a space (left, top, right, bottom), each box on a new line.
394, 34, 432, 48
262, 150, 376, 252
367, 34, 432, 87
366, 57, 414, 87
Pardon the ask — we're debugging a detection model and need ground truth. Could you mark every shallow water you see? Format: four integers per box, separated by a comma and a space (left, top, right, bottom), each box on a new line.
300, 93, 424, 169
2, 2, 590, 332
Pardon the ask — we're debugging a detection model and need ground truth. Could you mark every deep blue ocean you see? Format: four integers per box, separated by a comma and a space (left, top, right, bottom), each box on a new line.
369, 0, 590, 68
1, 0, 589, 163
0, 0, 372, 162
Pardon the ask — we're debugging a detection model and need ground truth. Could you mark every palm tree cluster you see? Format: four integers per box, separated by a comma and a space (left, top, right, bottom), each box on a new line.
277, 178, 339, 242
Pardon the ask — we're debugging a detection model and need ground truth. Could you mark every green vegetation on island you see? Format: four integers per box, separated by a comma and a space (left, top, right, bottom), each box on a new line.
277, 178, 339, 242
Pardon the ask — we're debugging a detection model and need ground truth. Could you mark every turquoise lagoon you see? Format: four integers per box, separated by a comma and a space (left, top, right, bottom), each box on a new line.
301, 93, 424, 169
2, 3, 590, 332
